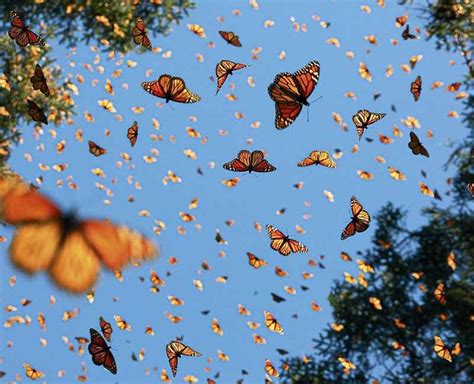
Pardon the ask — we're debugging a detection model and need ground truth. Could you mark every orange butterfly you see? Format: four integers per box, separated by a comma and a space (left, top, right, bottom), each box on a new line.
410, 75, 422, 102
352, 109, 386, 140
223, 150, 276, 173
166, 340, 201, 377
215, 60, 248, 94
132, 18, 152, 50
142, 75, 200, 103
341, 196, 371, 240
0, 176, 157, 293
264, 311, 284, 334
88, 328, 117, 374
26, 99, 47, 124
127, 121, 138, 147
88, 140, 107, 157
30, 64, 50, 96
247, 252, 267, 268
433, 336, 460, 362
297, 150, 336, 168
408, 132, 429, 157
268, 61, 320, 129
99, 316, 113, 341
219, 30, 241, 47
266, 225, 308, 256
23, 363, 45, 380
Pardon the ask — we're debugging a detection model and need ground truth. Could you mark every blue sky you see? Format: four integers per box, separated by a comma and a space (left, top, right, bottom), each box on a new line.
0, 0, 468, 382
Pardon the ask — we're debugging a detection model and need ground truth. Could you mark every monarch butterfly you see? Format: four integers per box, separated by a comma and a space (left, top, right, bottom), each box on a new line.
402, 24, 417, 40
215, 60, 248, 94
9, 11, 45, 47
30, 64, 50, 96
211, 318, 223, 335
434, 282, 447, 305
247, 252, 267, 268
188, 24, 206, 38
358, 61, 372, 82
297, 150, 336, 168
127, 121, 138, 147
114, 315, 132, 331
219, 31, 241, 47
264, 311, 284, 334
23, 363, 45, 380
26, 99, 47, 124
352, 109, 386, 140
408, 132, 429, 157
166, 340, 201, 377
132, 18, 152, 50
88, 140, 107, 157
0, 176, 157, 293
99, 316, 113, 341
341, 196, 371, 240
268, 60, 320, 129
265, 359, 279, 377
266, 225, 308, 256
388, 166, 407, 180
410, 75, 422, 101
88, 328, 117, 374
433, 336, 460, 362
142, 75, 200, 103
223, 150, 276, 173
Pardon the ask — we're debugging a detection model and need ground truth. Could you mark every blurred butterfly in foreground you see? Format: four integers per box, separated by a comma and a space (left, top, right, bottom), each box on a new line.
142, 75, 200, 103
127, 121, 138, 147
132, 17, 152, 50
268, 60, 320, 129
266, 225, 308, 256
30, 64, 50, 96
341, 196, 371, 240
88, 328, 117, 374
352, 109, 386, 140
8, 11, 45, 47
219, 30, 241, 47
408, 132, 429, 157
88, 140, 107, 156
215, 60, 248, 94
410, 75, 422, 102
166, 340, 201, 377
433, 336, 461, 363
297, 150, 336, 168
26, 99, 47, 124
223, 150, 276, 173
0, 176, 157, 293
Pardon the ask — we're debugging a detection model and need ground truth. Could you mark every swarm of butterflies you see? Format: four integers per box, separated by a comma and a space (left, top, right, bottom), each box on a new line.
2, 4, 469, 382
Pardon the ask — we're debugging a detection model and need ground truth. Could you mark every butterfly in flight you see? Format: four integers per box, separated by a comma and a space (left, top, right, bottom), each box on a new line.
247, 252, 267, 268
30, 64, 50, 96
266, 225, 308, 256
8, 11, 45, 47
132, 17, 152, 50
26, 99, 47, 124
408, 131, 429, 157
218, 30, 242, 47
297, 150, 336, 168
88, 140, 107, 157
0, 176, 157, 293
352, 109, 386, 140
127, 121, 138, 147
88, 328, 117, 374
215, 60, 248, 94
99, 316, 113, 342
223, 150, 276, 173
341, 196, 371, 240
142, 75, 200, 103
402, 24, 417, 40
410, 75, 422, 102
166, 340, 201, 377
433, 336, 461, 363
268, 60, 320, 129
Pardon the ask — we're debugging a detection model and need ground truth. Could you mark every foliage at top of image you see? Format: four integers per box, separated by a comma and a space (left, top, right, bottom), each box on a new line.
0, 0, 195, 168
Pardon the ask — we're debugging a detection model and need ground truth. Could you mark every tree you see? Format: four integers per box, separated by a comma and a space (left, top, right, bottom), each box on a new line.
0, 0, 195, 169
281, 1, 474, 382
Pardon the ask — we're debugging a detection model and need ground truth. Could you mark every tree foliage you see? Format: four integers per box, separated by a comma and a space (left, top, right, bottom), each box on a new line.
0, 0, 195, 168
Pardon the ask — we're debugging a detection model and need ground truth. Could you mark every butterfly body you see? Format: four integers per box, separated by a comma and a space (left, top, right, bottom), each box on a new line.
268, 61, 320, 129
142, 75, 200, 103
223, 150, 276, 173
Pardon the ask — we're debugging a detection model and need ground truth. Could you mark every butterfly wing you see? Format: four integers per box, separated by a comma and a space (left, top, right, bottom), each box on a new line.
288, 238, 308, 253
297, 151, 319, 167
223, 150, 251, 172
142, 75, 171, 99
293, 60, 320, 100
350, 196, 370, 233
169, 77, 201, 103
410, 75, 422, 101
266, 225, 288, 254
317, 151, 337, 168
166, 344, 179, 377
26, 99, 47, 124
30, 64, 50, 96
250, 151, 276, 172
127, 121, 138, 147
341, 220, 356, 240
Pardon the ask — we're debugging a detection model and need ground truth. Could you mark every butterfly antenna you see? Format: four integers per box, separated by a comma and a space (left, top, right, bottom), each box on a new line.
309, 96, 323, 104
307, 105, 310, 123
